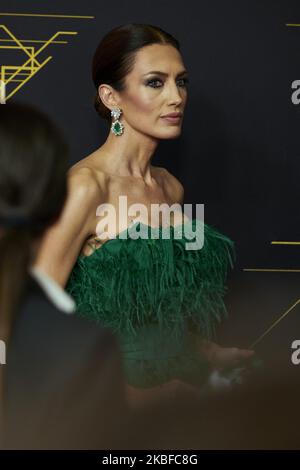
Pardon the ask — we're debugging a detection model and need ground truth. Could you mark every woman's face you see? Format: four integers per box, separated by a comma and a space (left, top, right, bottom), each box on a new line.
118, 44, 189, 139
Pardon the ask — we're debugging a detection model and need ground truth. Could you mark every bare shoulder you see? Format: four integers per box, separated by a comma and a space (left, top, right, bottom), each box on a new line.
67, 165, 106, 203
154, 166, 184, 204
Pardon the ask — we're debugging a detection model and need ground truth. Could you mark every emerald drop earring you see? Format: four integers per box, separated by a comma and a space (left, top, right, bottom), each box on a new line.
110, 107, 124, 136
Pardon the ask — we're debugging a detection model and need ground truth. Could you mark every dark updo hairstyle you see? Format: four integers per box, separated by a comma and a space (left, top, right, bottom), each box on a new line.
0, 102, 68, 343
92, 23, 180, 122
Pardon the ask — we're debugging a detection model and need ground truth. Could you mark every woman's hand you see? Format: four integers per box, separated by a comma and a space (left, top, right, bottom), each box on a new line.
197, 339, 255, 371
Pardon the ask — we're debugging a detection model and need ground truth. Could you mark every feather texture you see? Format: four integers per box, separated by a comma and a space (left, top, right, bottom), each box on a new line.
66, 219, 235, 387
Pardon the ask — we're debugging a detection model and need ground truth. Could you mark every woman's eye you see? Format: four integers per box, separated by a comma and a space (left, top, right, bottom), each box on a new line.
146, 79, 163, 88
146, 77, 189, 88
177, 77, 189, 87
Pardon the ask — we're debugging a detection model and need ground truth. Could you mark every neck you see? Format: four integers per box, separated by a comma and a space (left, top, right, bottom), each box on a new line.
96, 124, 159, 184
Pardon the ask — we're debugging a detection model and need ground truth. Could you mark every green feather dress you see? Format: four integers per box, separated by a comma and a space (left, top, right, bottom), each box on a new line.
66, 219, 235, 388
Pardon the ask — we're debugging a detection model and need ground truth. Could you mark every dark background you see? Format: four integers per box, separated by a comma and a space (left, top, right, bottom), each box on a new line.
2, 0, 300, 371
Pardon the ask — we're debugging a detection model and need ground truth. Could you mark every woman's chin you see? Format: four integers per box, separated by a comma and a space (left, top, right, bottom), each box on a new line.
158, 127, 182, 140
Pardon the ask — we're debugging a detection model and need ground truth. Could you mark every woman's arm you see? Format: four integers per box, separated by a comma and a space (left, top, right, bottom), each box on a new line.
34, 167, 102, 288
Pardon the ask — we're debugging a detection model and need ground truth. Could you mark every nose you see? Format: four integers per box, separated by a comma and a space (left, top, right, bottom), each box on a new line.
167, 80, 183, 106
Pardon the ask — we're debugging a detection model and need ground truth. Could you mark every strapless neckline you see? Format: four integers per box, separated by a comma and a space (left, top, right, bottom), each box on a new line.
82, 218, 204, 259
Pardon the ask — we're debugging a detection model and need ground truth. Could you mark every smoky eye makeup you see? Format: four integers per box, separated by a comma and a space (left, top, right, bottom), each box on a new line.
177, 76, 189, 86
145, 76, 190, 88
145, 78, 163, 88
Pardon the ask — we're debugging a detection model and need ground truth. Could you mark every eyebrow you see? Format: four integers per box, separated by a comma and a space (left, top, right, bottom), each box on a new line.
142, 70, 188, 77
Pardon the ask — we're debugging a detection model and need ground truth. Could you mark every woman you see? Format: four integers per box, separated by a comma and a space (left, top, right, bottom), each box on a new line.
0, 103, 125, 449
35, 23, 254, 395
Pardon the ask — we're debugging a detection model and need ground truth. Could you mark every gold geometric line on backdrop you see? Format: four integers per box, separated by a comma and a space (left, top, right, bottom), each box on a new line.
249, 297, 300, 349
271, 241, 300, 245
243, 241, 300, 271
0, 24, 77, 100
243, 268, 300, 272
0, 39, 68, 44
0, 13, 94, 19
286, 24, 300, 27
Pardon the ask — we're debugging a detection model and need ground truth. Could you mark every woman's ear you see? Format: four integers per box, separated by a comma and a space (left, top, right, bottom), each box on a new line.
98, 84, 120, 112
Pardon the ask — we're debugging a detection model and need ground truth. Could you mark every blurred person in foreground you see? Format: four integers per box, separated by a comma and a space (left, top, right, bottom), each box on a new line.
0, 102, 126, 449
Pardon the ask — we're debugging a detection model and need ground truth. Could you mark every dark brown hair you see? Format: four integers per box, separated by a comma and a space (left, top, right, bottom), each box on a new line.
92, 23, 180, 121
0, 102, 68, 344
